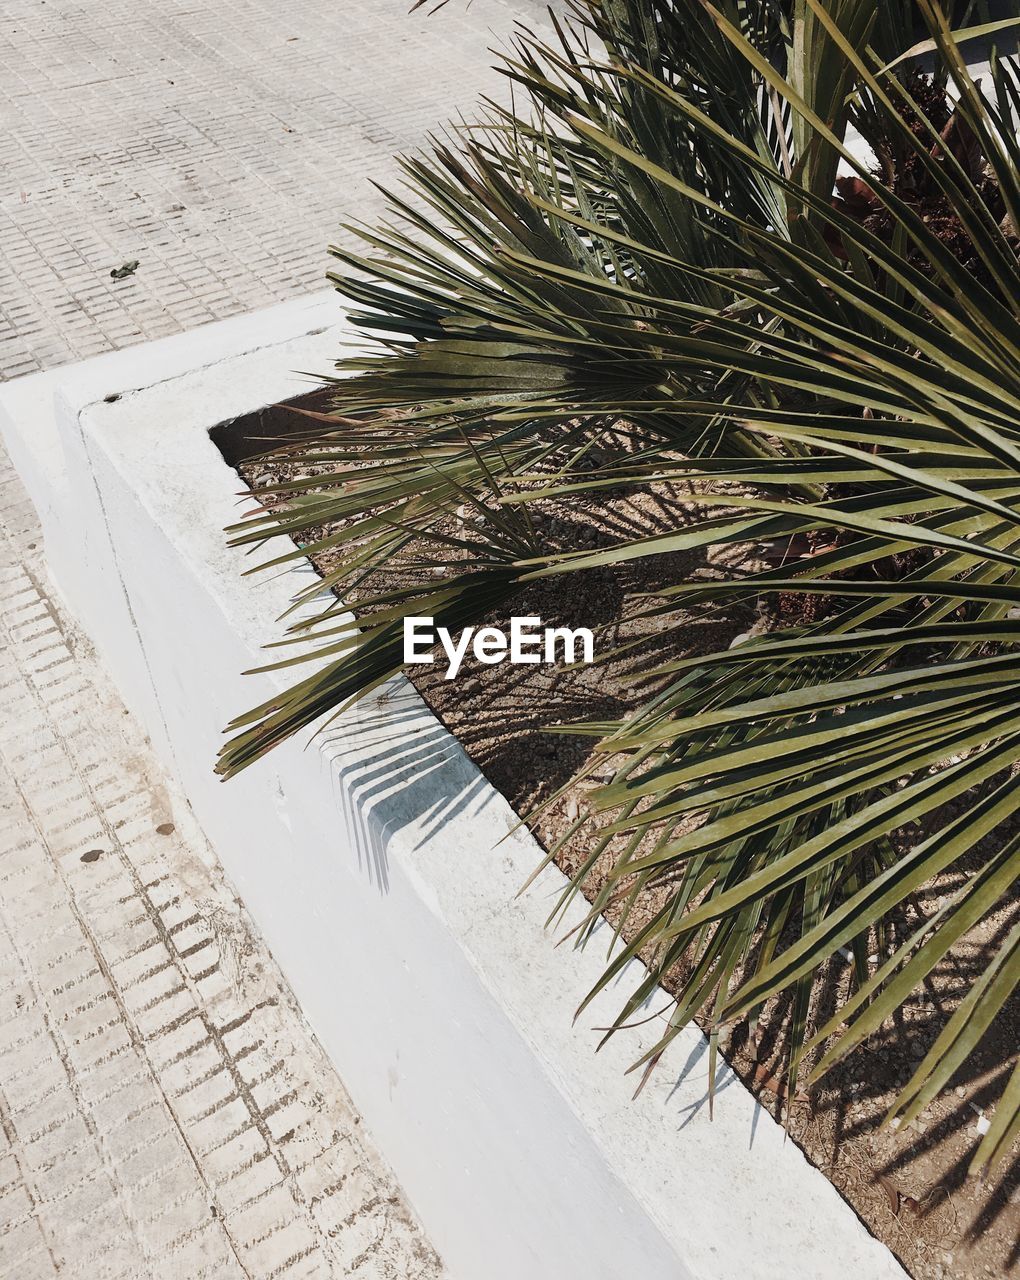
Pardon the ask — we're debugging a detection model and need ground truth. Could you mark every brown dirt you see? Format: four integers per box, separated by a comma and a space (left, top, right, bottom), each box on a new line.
230, 410, 1020, 1280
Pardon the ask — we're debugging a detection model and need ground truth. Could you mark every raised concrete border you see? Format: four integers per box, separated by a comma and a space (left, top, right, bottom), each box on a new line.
0, 295, 908, 1280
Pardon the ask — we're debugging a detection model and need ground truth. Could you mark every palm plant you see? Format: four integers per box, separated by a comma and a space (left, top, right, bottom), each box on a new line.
218, 0, 1020, 1171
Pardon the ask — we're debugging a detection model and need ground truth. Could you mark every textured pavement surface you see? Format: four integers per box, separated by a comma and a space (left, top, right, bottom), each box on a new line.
0, 446, 443, 1278
0, 1, 565, 1274
0, 0, 554, 378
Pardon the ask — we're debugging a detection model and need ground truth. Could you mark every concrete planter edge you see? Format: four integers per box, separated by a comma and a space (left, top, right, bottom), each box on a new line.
0, 293, 907, 1280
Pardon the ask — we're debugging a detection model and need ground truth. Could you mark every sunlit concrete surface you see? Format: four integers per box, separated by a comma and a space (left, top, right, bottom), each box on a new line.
0, 438, 443, 1278
0, 0, 555, 378
0, 6, 565, 1271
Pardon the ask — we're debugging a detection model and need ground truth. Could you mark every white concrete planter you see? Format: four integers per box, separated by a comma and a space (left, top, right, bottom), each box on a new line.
1, 295, 907, 1280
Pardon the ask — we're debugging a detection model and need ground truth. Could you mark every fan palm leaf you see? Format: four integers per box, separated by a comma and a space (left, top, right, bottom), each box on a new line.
218, 0, 1020, 1170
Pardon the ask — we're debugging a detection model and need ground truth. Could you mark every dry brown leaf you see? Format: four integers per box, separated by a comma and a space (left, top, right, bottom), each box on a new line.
877, 1174, 901, 1216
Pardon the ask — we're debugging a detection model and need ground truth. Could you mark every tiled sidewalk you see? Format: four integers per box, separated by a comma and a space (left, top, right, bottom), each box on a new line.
0, 445, 443, 1278
0, 0, 552, 378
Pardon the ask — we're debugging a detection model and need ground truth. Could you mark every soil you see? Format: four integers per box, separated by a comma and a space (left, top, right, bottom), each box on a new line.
227, 401, 1020, 1280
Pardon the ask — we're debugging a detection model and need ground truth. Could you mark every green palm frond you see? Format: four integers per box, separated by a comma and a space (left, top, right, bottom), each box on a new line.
219, 0, 1020, 1171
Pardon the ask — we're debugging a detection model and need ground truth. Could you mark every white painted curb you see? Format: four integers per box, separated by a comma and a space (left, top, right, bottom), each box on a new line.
1, 295, 907, 1280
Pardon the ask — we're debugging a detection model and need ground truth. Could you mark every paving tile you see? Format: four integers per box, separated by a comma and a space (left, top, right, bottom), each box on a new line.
0, 0, 554, 377
0, 444, 443, 1276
